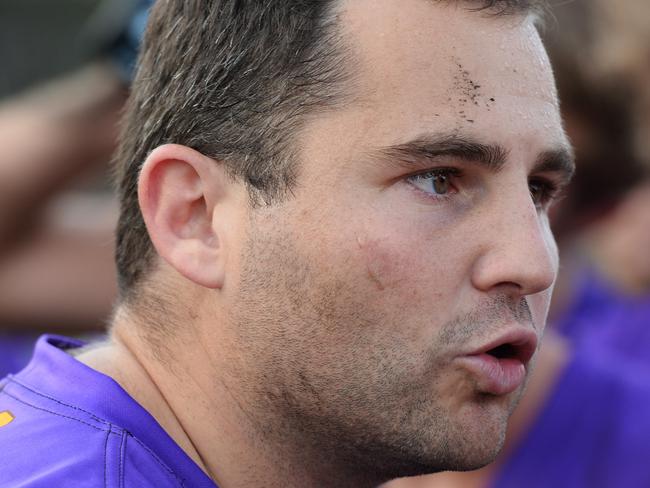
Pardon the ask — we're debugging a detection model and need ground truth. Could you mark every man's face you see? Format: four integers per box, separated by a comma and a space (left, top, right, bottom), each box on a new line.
227, 0, 572, 480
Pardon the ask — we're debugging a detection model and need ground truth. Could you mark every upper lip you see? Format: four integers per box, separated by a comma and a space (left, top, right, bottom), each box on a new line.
466, 327, 539, 365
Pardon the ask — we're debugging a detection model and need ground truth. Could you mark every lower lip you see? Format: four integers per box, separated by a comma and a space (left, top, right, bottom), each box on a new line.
456, 354, 526, 396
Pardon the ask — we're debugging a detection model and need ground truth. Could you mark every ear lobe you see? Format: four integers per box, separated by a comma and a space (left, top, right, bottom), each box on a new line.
138, 144, 231, 289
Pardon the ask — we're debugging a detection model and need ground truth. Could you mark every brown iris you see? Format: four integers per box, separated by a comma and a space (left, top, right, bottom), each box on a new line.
432, 174, 450, 195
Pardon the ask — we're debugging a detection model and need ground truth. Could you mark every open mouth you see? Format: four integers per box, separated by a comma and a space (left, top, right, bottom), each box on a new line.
479, 332, 537, 366
458, 333, 537, 396
485, 343, 520, 360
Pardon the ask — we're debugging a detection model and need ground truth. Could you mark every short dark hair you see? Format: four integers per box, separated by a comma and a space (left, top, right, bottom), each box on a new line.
114, 0, 546, 301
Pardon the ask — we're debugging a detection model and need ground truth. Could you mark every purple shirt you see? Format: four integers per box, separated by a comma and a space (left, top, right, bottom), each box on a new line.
0, 335, 217, 487
0, 333, 39, 378
556, 266, 650, 369
490, 347, 650, 487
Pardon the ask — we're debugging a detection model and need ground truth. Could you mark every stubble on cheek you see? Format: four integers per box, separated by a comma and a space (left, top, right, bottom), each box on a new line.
234, 219, 515, 473
356, 234, 412, 293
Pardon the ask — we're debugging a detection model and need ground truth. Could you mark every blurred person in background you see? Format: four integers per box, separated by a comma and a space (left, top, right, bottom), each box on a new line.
0, 63, 123, 374
0, 0, 153, 376
547, 0, 650, 369
387, 0, 650, 487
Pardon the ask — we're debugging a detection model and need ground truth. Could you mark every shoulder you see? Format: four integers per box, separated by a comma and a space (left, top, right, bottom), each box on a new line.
0, 377, 185, 488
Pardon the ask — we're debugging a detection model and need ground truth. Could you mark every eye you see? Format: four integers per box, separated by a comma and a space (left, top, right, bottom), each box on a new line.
529, 177, 560, 209
407, 169, 460, 197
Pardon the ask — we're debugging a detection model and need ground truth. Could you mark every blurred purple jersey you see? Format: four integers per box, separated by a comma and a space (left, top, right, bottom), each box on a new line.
0, 335, 217, 487
490, 347, 650, 487
556, 265, 650, 369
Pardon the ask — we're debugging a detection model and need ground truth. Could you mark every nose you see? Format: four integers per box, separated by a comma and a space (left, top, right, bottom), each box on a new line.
471, 193, 558, 297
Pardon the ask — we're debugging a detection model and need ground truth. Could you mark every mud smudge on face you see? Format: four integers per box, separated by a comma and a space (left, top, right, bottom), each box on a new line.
450, 57, 496, 120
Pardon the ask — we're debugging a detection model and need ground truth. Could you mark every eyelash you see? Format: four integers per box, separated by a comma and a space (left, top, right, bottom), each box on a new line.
529, 177, 563, 209
406, 168, 462, 200
407, 169, 565, 209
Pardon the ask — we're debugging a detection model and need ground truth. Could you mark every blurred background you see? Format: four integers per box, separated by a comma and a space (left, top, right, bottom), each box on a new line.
0, 0, 148, 371
0, 0, 648, 486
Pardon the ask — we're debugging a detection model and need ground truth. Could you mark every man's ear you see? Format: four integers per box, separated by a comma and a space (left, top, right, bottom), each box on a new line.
138, 144, 237, 289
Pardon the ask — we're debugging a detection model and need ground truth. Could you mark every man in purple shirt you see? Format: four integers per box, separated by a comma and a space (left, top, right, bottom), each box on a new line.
0, 0, 575, 486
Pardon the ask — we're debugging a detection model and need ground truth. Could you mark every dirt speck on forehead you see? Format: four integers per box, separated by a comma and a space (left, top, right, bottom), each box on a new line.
450, 57, 496, 122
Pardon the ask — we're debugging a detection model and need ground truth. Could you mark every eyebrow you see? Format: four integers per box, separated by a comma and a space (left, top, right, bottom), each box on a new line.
533, 148, 576, 185
374, 133, 576, 182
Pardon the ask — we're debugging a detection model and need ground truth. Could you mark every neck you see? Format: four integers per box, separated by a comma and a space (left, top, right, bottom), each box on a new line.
79, 310, 374, 488
75, 325, 212, 476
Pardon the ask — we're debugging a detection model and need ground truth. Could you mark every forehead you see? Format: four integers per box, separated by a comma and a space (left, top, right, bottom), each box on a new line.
342, 0, 553, 98
297, 0, 567, 179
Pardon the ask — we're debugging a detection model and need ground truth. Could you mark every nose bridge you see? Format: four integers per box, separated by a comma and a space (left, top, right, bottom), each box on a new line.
473, 185, 557, 296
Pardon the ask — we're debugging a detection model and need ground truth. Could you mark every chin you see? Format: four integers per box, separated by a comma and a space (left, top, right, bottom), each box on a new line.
448, 405, 510, 470
441, 434, 505, 473
424, 402, 511, 473
444, 443, 504, 472
371, 444, 503, 483
372, 414, 508, 480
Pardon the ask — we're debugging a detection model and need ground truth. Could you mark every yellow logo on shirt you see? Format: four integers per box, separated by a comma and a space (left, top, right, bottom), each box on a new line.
0, 411, 15, 427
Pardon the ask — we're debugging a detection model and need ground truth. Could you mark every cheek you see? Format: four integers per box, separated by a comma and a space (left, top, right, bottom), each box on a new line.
354, 233, 454, 310
357, 235, 400, 291
356, 234, 415, 293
